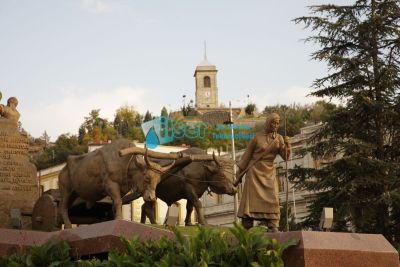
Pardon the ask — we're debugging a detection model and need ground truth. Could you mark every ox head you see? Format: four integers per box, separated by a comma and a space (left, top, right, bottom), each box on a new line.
133, 149, 176, 202
203, 153, 237, 195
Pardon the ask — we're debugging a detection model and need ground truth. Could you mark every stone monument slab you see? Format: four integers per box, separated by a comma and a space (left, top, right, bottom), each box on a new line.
0, 111, 38, 229
0, 221, 398, 266
0, 220, 174, 257
267, 231, 399, 267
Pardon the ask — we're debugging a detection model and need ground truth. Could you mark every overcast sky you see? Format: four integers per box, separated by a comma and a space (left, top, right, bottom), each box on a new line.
0, 0, 350, 141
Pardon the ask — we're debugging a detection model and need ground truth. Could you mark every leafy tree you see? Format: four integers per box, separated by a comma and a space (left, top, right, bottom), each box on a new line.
40, 131, 50, 148
114, 105, 142, 140
263, 102, 337, 136
33, 134, 85, 170
161, 106, 168, 117
244, 103, 257, 116
291, 0, 400, 244
263, 104, 311, 136
309, 101, 337, 124
78, 109, 117, 144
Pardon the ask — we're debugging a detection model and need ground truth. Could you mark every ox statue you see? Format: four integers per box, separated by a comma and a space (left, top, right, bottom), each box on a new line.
141, 147, 237, 225
59, 139, 183, 229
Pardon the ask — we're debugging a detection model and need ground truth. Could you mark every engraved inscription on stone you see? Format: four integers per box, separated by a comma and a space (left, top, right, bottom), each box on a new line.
0, 119, 38, 228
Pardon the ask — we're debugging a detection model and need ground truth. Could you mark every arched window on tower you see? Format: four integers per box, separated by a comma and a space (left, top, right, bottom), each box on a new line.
204, 76, 211, 88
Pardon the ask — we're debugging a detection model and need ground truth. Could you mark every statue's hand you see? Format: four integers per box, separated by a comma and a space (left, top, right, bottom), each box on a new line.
283, 136, 290, 146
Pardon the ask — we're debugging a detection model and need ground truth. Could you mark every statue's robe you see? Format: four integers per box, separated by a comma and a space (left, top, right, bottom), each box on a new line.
237, 132, 290, 222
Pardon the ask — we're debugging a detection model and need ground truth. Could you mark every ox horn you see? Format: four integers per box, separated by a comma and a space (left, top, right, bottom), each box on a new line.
119, 146, 183, 159
212, 152, 222, 167
144, 147, 157, 169
160, 160, 176, 173
133, 155, 146, 171
143, 146, 176, 173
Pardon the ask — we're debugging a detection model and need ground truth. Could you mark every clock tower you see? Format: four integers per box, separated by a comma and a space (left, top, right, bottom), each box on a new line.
194, 54, 218, 108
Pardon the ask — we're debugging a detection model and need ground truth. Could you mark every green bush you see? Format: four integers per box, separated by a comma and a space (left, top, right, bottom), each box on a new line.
0, 223, 298, 267
0, 240, 74, 267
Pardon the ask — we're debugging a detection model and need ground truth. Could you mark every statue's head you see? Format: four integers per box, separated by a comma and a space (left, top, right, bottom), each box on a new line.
7, 97, 18, 107
264, 113, 280, 133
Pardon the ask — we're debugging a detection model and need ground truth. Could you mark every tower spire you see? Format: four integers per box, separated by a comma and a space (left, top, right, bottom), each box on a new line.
204, 41, 207, 60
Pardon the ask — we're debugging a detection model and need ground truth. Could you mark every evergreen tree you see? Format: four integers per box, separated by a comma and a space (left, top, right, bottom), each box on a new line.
160, 106, 168, 117
291, 0, 400, 245
143, 110, 153, 122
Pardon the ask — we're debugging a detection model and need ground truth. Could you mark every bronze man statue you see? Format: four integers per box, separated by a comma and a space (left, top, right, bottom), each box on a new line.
236, 113, 291, 231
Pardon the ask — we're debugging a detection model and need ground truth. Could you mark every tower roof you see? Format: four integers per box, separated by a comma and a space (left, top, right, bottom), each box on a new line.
197, 57, 213, 67
195, 57, 217, 72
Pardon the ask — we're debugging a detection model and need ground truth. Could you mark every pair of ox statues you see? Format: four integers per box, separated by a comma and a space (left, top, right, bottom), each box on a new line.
59, 113, 290, 232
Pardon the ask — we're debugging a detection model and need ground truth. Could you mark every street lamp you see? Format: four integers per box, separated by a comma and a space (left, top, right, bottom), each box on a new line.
182, 95, 186, 107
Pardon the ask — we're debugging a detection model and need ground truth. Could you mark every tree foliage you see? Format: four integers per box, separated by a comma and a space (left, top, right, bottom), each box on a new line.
263, 102, 336, 136
113, 105, 143, 141
78, 109, 117, 145
181, 103, 194, 116
161, 106, 169, 117
291, 0, 400, 244
143, 110, 153, 122
32, 134, 85, 170
245, 103, 257, 116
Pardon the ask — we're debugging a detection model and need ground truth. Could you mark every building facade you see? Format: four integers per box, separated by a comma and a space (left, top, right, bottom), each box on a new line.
194, 56, 218, 109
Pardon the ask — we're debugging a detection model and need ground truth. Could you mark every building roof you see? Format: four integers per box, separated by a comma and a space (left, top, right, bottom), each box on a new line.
195, 57, 217, 72
197, 58, 213, 67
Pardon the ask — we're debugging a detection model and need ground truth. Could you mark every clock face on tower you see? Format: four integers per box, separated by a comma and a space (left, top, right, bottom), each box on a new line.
204, 91, 211, 97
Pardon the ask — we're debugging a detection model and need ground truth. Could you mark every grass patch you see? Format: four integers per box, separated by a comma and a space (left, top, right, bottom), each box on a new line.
150, 224, 232, 236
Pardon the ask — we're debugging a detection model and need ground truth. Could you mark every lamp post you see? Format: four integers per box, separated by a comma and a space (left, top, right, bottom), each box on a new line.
229, 101, 239, 222
182, 95, 187, 116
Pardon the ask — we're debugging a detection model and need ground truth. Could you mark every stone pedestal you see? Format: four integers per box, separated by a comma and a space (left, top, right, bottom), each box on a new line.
268, 231, 399, 267
0, 220, 173, 257
0, 221, 398, 267
0, 119, 38, 229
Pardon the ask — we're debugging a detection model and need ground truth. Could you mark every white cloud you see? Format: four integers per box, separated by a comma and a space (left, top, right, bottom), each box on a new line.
20, 86, 149, 141
79, 0, 112, 13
